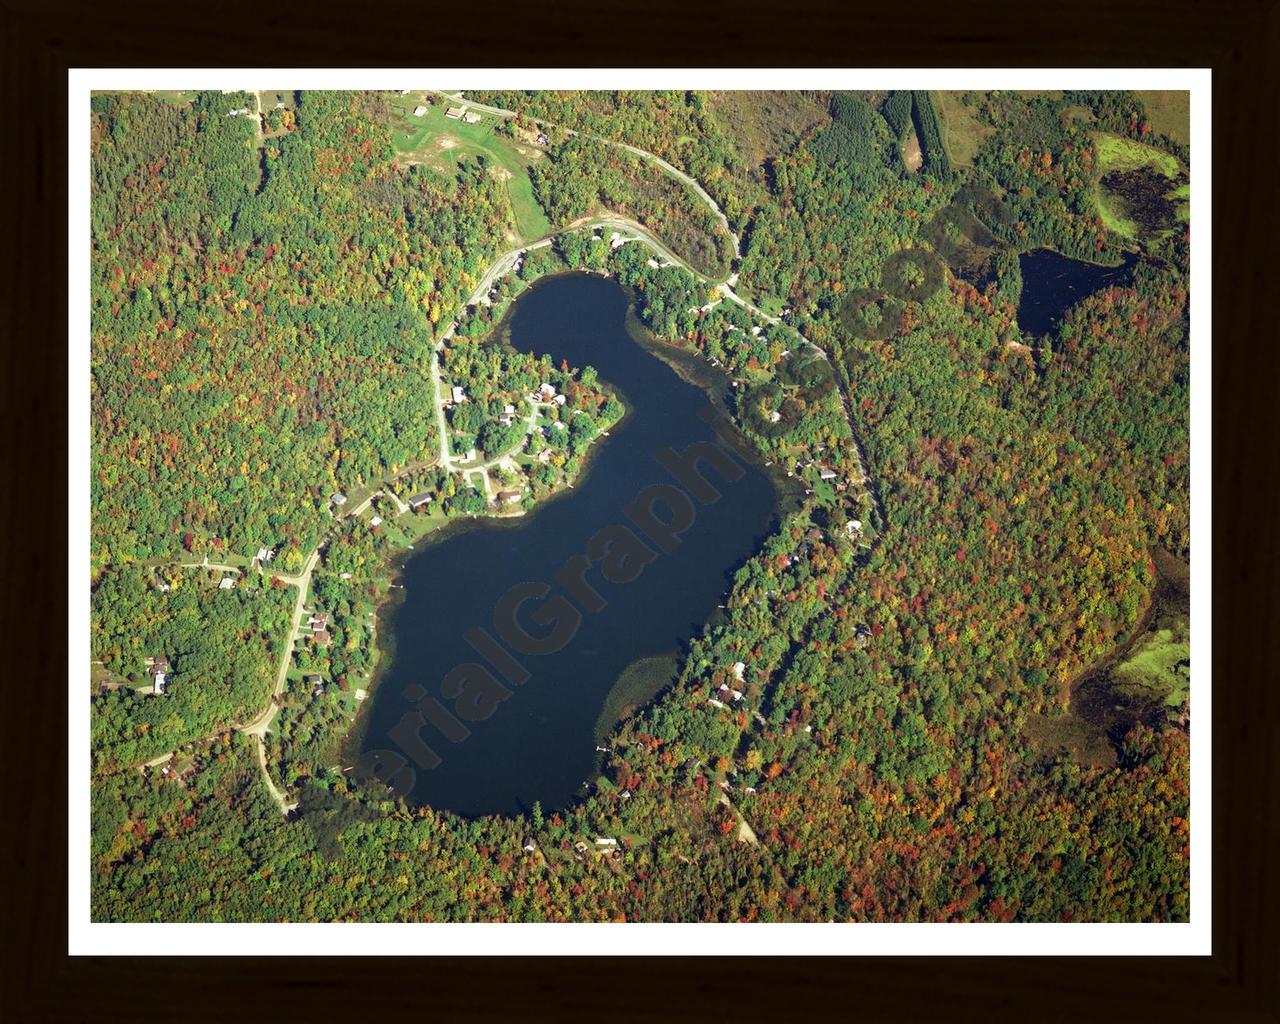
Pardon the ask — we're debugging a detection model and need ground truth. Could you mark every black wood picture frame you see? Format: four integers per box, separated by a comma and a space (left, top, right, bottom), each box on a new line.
3, 0, 1274, 1019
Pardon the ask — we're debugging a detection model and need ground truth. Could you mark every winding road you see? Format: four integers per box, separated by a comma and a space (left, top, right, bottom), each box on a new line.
131, 90, 883, 818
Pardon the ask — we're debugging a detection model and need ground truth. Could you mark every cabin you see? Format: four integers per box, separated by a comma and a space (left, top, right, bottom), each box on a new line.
407, 492, 432, 511
445, 106, 465, 119
523, 837, 538, 853
218, 576, 235, 590
496, 490, 522, 506
369, 515, 383, 529
413, 105, 428, 117
331, 492, 347, 507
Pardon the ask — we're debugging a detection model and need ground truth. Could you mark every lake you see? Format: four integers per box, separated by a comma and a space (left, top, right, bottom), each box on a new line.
355, 273, 779, 817
1017, 248, 1139, 336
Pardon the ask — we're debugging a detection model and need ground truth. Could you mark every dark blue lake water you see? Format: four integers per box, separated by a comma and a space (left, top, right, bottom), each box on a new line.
356, 273, 778, 817
1017, 248, 1139, 336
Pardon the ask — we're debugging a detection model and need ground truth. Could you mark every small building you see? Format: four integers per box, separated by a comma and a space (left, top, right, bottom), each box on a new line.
496, 490, 522, 506
413, 105, 428, 117
312, 629, 332, 647
536, 133, 548, 145
451, 385, 467, 405
595, 837, 618, 847
769, 410, 782, 424
407, 492, 432, 511
552, 394, 566, 406
732, 661, 746, 682
609, 232, 625, 250
503, 403, 516, 416
550, 421, 567, 433
339, 572, 353, 580
573, 840, 590, 856
354, 688, 368, 701
619, 789, 631, 801
369, 515, 383, 529
646, 257, 660, 269
218, 577, 235, 590
846, 519, 862, 536
331, 492, 347, 507
499, 413, 515, 427
462, 111, 482, 124
536, 448, 554, 464
522, 837, 538, 853
818, 467, 837, 481
537, 383, 557, 402
309, 612, 328, 630
305, 674, 325, 696
445, 106, 465, 119
148, 656, 170, 696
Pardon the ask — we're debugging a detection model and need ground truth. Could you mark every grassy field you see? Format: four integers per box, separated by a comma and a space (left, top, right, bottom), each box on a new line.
931, 91, 993, 169
1136, 90, 1191, 145
1111, 614, 1190, 707
386, 93, 551, 243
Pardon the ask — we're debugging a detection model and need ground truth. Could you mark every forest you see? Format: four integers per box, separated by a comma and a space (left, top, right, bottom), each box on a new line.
90, 89, 1191, 924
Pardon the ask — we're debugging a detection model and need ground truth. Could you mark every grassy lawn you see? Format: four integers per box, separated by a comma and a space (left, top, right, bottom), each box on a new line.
386, 93, 552, 243
931, 91, 993, 169
1136, 90, 1191, 145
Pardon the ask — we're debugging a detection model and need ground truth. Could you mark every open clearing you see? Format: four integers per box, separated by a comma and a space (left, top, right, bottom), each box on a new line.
932, 91, 993, 168
387, 93, 551, 242
1136, 90, 1191, 145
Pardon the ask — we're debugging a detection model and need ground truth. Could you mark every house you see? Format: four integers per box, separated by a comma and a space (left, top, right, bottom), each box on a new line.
305, 674, 325, 697
354, 688, 368, 701
609, 232, 625, 249
522, 837, 538, 853
312, 629, 332, 647
846, 519, 862, 536
537, 382, 557, 402
331, 492, 347, 507
732, 661, 745, 682
552, 394, 566, 406
413, 105, 428, 117
218, 577, 235, 590
369, 515, 383, 528
536, 448, 554, 464
751, 325, 762, 336
497, 490, 522, 506
550, 421, 567, 433
462, 111, 482, 124
445, 106, 465, 119
407, 492, 432, 511
573, 840, 589, 856
731, 689, 744, 702
536, 133, 549, 145
595, 837, 618, 847
451, 385, 468, 405
309, 612, 328, 630
499, 413, 515, 427
148, 656, 170, 696
646, 257, 661, 269
503, 403, 516, 416
818, 467, 837, 481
